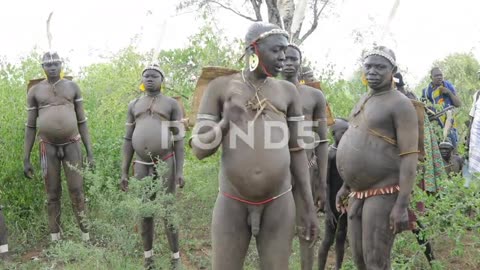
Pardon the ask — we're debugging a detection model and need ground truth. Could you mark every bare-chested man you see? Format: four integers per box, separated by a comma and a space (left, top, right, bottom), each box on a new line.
119, 64, 185, 269
282, 44, 328, 270
190, 22, 318, 270
335, 46, 419, 270
23, 52, 94, 242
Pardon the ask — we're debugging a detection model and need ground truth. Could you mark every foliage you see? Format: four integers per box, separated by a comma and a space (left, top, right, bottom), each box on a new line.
0, 24, 479, 270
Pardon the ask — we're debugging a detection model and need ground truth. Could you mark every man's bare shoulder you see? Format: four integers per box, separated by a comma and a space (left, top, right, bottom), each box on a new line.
300, 84, 326, 102
273, 79, 297, 94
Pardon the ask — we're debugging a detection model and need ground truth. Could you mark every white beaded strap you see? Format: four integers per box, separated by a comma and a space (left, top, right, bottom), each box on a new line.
74, 98, 84, 102
197, 114, 220, 122
26, 106, 37, 111
287, 115, 305, 122
125, 122, 136, 126
77, 118, 88, 124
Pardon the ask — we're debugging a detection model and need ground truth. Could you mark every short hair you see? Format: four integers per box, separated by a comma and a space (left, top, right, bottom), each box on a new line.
430, 67, 442, 75
287, 44, 302, 62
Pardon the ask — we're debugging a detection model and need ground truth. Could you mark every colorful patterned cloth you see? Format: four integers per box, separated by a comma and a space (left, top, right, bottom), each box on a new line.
420, 112, 447, 193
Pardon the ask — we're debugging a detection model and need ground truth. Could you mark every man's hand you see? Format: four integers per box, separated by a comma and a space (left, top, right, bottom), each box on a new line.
300, 208, 319, 244
222, 97, 247, 127
335, 184, 349, 214
314, 189, 326, 213
119, 176, 129, 192
23, 160, 34, 179
176, 174, 185, 188
86, 154, 95, 172
389, 204, 409, 234
439, 86, 450, 95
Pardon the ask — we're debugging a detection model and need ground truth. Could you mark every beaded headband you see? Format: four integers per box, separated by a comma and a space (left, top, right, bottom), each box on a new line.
248, 29, 289, 48
363, 49, 397, 67
42, 52, 62, 64
142, 64, 165, 78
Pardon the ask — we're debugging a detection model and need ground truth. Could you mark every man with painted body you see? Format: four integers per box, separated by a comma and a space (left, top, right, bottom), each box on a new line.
119, 64, 185, 268
318, 118, 349, 270
282, 44, 328, 270
336, 46, 419, 270
190, 22, 318, 270
23, 52, 93, 242
421, 67, 462, 148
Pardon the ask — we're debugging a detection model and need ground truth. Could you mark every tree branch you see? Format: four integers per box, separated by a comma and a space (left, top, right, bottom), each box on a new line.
297, 0, 329, 44
210, 0, 260, 22
249, 0, 263, 21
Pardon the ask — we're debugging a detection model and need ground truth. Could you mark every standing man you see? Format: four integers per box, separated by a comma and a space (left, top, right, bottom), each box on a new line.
119, 63, 185, 269
190, 22, 318, 270
336, 46, 419, 270
282, 44, 328, 270
23, 52, 94, 242
422, 67, 462, 147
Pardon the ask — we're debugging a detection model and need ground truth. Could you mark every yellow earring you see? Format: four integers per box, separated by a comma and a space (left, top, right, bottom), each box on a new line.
361, 73, 368, 86
139, 83, 146, 92
249, 54, 259, 71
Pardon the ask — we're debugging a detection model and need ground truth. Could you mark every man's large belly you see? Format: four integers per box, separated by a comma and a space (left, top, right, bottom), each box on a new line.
37, 105, 78, 143
220, 119, 292, 201
336, 127, 400, 191
132, 118, 172, 161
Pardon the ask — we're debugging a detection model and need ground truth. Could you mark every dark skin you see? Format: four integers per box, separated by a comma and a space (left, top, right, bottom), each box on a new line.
119, 69, 185, 265
336, 54, 418, 270
282, 46, 328, 270
439, 146, 463, 176
23, 55, 94, 236
430, 68, 461, 108
191, 33, 318, 270
318, 119, 348, 270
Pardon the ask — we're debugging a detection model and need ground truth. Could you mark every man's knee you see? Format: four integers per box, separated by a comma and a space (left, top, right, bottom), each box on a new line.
47, 192, 61, 203
69, 188, 84, 203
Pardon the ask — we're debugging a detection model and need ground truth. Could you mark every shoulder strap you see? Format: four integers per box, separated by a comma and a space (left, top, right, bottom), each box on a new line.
475, 90, 480, 102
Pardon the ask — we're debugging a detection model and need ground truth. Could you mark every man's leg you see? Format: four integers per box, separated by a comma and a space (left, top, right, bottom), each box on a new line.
133, 162, 155, 267
159, 158, 181, 266
362, 194, 397, 270
256, 191, 295, 270
63, 143, 88, 239
347, 198, 366, 270
212, 193, 251, 270
0, 208, 8, 256
293, 185, 315, 270
44, 144, 62, 241
334, 214, 348, 270
317, 214, 336, 270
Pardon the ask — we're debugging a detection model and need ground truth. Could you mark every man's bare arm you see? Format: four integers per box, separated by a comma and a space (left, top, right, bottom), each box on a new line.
313, 90, 328, 208
24, 90, 38, 178
394, 100, 419, 209
287, 84, 316, 219
191, 78, 225, 160
121, 103, 136, 180
446, 90, 462, 108
72, 83, 94, 163
170, 99, 185, 177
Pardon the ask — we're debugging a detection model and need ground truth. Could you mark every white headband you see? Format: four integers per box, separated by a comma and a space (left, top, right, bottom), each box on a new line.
364, 49, 397, 67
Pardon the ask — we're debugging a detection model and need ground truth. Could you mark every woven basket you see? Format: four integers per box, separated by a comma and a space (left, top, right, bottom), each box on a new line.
27, 76, 73, 92
190, 67, 239, 126
411, 100, 426, 160
304, 81, 335, 126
